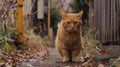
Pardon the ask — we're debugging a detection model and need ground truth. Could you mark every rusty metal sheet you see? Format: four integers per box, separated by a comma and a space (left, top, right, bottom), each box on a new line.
94, 0, 120, 44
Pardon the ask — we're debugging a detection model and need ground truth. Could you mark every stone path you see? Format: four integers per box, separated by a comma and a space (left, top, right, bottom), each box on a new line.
20, 48, 82, 67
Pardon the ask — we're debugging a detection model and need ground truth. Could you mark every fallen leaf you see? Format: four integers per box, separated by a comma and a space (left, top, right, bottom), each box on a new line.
97, 63, 105, 67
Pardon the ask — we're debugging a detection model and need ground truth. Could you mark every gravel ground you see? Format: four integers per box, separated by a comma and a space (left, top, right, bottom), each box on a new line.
19, 48, 120, 67
20, 48, 83, 67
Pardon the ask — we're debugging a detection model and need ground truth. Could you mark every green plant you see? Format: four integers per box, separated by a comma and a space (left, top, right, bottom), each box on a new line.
0, 28, 4, 36
0, 37, 15, 53
81, 27, 104, 57
71, 0, 85, 13
50, 7, 61, 35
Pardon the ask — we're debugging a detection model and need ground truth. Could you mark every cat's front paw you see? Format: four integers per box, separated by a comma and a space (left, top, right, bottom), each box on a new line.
72, 57, 80, 62
63, 56, 70, 62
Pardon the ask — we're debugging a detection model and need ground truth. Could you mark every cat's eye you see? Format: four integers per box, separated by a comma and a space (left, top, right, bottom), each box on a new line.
74, 21, 77, 24
67, 22, 70, 24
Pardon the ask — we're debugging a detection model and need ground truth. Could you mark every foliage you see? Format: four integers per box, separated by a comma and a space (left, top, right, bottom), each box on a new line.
0, 28, 4, 36
23, 29, 53, 51
50, 7, 61, 35
82, 30, 101, 56
71, 0, 94, 13
0, 22, 17, 53
0, 37, 16, 53
71, 0, 85, 13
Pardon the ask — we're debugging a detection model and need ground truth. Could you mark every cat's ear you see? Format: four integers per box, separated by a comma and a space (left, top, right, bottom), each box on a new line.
77, 10, 83, 19
61, 11, 67, 19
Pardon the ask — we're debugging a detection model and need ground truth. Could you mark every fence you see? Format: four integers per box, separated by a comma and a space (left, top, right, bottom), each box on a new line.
94, 0, 120, 44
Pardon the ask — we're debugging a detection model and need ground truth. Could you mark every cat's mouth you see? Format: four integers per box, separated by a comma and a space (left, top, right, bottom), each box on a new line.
67, 30, 77, 34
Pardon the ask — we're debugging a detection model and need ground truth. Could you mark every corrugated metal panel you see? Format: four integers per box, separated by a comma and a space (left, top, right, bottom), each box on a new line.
94, 0, 120, 44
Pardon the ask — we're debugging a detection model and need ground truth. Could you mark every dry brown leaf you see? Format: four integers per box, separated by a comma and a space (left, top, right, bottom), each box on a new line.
97, 63, 105, 67
0, 62, 5, 67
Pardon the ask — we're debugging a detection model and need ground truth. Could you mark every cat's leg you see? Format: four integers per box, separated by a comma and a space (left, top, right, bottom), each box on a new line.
72, 48, 80, 62
56, 47, 70, 62
57, 47, 63, 57
62, 49, 70, 62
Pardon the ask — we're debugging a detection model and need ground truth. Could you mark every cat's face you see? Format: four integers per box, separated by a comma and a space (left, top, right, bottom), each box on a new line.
61, 11, 83, 34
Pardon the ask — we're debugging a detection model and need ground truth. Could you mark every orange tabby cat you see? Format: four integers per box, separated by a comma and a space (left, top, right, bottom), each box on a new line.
55, 11, 83, 62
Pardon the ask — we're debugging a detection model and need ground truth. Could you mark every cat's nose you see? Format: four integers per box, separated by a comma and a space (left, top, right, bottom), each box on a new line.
71, 24, 74, 28
71, 27, 74, 29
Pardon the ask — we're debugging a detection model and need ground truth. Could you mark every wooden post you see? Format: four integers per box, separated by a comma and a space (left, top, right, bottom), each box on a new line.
48, 0, 51, 39
17, 0, 23, 43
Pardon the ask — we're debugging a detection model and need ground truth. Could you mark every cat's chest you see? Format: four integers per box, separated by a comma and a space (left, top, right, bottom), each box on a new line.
62, 34, 80, 44
62, 35, 80, 49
